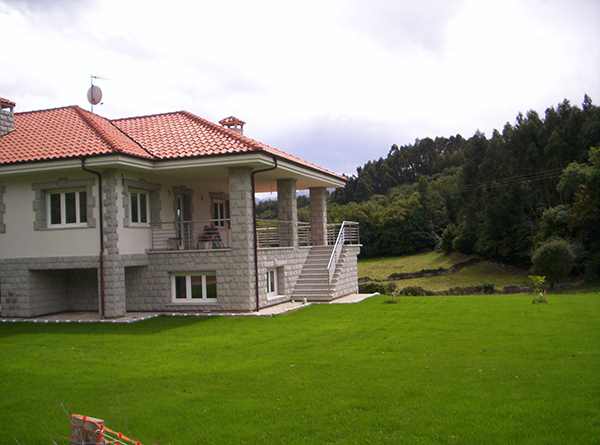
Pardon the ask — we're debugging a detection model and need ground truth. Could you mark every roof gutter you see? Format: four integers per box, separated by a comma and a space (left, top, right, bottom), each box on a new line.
80, 158, 105, 318
251, 156, 278, 311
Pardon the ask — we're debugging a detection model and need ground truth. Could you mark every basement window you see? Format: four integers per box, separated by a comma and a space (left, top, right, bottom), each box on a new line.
266, 268, 279, 299
171, 272, 217, 303
47, 190, 87, 227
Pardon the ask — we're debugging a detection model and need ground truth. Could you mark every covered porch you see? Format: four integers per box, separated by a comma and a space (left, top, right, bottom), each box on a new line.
142, 163, 359, 252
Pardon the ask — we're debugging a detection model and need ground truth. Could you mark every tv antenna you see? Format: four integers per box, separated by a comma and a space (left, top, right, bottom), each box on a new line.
87, 75, 108, 112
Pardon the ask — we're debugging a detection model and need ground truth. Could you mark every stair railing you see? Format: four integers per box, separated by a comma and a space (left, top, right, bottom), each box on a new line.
327, 220, 348, 283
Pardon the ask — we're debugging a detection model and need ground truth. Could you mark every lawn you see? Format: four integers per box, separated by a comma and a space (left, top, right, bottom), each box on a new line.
358, 251, 473, 281
359, 252, 531, 292
1, 293, 600, 444
394, 261, 530, 291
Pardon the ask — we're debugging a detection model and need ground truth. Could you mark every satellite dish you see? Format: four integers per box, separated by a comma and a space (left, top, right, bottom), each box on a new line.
87, 85, 103, 105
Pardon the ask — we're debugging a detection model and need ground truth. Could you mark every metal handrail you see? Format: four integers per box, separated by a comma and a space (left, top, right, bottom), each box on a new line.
327, 221, 347, 282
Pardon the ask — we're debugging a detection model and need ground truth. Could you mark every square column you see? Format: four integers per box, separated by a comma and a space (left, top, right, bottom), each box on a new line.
310, 187, 328, 246
227, 167, 256, 310
101, 170, 126, 318
277, 178, 298, 247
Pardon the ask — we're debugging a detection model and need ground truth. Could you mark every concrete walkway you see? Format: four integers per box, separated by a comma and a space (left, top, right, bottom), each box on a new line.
329, 293, 379, 304
0, 295, 377, 324
0, 301, 311, 324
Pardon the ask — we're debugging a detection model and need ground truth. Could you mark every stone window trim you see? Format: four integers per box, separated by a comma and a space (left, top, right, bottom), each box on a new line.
0, 184, 5, 233
32, 179, 96, 231
121, 178, 161, 228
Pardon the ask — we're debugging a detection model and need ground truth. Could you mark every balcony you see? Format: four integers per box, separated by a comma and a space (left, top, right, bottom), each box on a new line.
150, 219, 360, 251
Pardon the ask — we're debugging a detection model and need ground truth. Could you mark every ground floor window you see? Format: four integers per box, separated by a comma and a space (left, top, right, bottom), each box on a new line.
266, 268, 279, 299
171, 272, 217, 302
47, 190, 87, 227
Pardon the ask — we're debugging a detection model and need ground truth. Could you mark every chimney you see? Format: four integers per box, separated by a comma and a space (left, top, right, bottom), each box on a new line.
219, 116, 245, 135
0, 97, 15, 136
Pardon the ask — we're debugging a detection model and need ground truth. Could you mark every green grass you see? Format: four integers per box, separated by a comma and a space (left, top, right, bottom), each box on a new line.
2, 293, 600, 444
359, 252, 531, 292
395, 261, 530, 291
358, 251, 472, 280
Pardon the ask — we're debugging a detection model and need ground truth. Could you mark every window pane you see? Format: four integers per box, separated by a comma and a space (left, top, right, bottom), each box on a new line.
205, 274, 217, 299
266, 271, 271, 293
79, 191, 87, 223
64, 192, 76, 224
130, 193, 138, 223
190, 276, 203, 299
50, 193, 61, 225
140, 193, 148, 223
174, 276, 187, 299
269, 270, 276, 293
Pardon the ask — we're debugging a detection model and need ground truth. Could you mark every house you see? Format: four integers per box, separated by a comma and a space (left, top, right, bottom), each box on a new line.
0, 97, 360, 318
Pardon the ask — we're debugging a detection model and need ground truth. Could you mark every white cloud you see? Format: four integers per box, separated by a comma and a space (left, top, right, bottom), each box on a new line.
1, 0, 598, 175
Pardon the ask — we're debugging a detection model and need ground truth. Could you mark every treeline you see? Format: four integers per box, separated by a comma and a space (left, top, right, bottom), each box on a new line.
327, 95, 600, 278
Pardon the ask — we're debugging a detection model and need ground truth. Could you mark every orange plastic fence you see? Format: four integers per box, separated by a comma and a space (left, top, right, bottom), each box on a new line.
72, 414, 143, 445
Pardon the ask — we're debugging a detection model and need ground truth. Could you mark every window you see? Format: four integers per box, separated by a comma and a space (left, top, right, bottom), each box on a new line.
212, 199, 229, 227
130, 190, 149, 225
266, 268, 278, 299
171, 272, 217, 302
47, 190, 87, 227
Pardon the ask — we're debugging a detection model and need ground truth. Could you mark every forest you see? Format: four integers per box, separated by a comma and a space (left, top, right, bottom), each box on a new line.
257, 96, 600, 279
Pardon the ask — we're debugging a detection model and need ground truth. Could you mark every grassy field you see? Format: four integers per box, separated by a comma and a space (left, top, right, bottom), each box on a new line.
359, 251, 530, 292
358, 251, 473, 281
1, 293, 600, 444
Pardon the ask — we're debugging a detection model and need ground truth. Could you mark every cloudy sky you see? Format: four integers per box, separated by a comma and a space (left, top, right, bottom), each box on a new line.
1, 0, 599, 175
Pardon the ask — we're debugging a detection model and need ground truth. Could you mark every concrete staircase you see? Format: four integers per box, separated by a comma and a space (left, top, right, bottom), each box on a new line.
292, 246, 335, 301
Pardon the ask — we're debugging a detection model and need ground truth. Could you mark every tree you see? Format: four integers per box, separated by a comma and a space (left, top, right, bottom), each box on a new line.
531, 239, 575, 287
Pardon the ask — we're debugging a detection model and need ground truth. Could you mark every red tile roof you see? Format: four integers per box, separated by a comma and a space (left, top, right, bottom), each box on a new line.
0, 106, 151, 165
0, 105, 344, 180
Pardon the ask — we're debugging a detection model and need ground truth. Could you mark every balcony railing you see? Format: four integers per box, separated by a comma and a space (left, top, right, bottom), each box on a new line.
151, 219, 360, 251
151, 219, 231, 251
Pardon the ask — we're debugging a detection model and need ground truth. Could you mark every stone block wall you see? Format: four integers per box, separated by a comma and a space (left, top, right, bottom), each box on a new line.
0, 256, 99, 317
0, 184, 5, 233
0, 108, 13, 136
332, 245, 360, 298
125, 249, 254, 312
257, 247, 310, 307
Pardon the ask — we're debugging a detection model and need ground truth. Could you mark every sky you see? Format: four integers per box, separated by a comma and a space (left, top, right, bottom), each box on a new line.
1, 0, 599, 175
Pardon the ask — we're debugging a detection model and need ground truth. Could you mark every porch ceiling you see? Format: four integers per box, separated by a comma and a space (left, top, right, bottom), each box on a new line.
124, 162, 343, 192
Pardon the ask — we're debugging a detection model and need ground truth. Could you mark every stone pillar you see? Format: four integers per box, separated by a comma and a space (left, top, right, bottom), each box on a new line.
310, 187, 328, 246
101, 170, 126, 318
70, 414, 105, 445
277, 178, 298, 247
228, 167, 256, 310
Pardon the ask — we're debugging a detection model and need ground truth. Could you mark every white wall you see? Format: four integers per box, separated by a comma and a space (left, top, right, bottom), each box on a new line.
0, 169, 233, 258
116, 172, 230, 254
0, 173, 99, 259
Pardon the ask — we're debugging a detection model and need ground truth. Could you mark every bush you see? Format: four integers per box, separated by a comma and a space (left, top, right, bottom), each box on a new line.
395, 286, 434, 296
359, 281, 396, 295
481, 283, 495, 294
529, 275, 548, 304
531, 239, 575, 288
440, 224, 457, 253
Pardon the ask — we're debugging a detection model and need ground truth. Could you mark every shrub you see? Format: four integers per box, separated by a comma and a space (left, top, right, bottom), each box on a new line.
440, 224, 457, 253
359, 281, 397, 295
481, 283, 495, 294
395, 286, 434, 296
529, 275, 548, 304
531, 239, 575, 288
